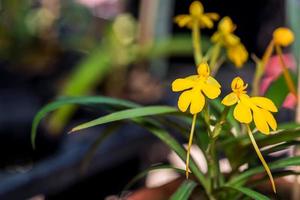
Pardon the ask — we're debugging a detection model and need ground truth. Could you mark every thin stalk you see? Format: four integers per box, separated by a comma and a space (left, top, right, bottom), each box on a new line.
246, 124, 276, 193
210, 43, 222, 73
251, 40, 274, 96
206, 137, 218, 192
192, 21, 202, 65
275, 45, 298, 97
212, 107, 230, 138
186, 114, 197, 179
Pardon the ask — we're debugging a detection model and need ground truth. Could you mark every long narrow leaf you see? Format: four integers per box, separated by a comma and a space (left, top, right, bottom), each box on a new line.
70, 106, 177, 132
228, 156, 300, 185
135, 119, 209, 193
170, 180, 197, 200
223, 186, 269, 200
31, 96, 139, 148
123, 164, 185, 191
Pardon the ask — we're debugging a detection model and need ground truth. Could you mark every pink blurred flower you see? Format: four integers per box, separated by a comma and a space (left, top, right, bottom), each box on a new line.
260, 53, 297, 109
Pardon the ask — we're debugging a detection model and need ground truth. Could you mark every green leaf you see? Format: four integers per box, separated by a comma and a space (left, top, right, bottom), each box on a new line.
265, 71, 297, 108
80, 123, 122, 173
170, 180, 197, 200
123, 164, 185, 191
223, 186, 269, 200
134, 119, 209, 192
228, 156, 300, 185
31, 96, 139, 149
71, 106, 177, 132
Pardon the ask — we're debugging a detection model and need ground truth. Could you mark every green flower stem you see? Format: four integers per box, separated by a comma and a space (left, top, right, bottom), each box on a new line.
251, 61, 263, 96
209, 43, 222, 73
192, 21, 202, 65
203, 104, 219, 197
206, 137, 218, 193
276, 45, 298, 97
212, 106, 230, 138
251, 40, 274, 96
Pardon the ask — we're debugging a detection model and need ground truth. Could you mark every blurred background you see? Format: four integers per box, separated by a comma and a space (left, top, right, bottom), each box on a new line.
0, 0, 299, 199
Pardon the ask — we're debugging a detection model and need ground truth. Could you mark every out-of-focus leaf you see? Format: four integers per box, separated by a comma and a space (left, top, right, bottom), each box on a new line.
70, 106, 177, 132
278, 122, 300, 129
134, 119, 209, 192
228, 156, 300, 185
223, 186, 269, 200
80, 123, 122, 173
31, 96, 139, 149
265, 71, 297, 108
123, 164, 185, 191
251, 170, 300, 186
48, 34, 197, 133
48, 46, 112, 133
221, 128, 300, 170
170, 180, 197, 200
261, 140, 300, 154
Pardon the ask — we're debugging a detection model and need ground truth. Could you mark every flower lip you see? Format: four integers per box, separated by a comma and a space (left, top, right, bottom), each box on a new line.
189, 1, 204, 16
231, 76, 248, 94
197, 62, 210, 78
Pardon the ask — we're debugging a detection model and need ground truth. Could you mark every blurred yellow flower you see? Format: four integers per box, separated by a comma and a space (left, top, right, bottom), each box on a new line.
222, 77, 278, 134
172, 62, 221, 114
175, 1, 219, 29
211, 16, 240, 47
227, 44, 248, 68
273, 27, 295, 47
211, 17, 248, 68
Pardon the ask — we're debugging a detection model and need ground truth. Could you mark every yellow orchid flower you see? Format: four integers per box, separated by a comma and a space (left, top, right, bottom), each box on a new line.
222, 76, 277, 193
210, 17, 248, 68
273, 27, 295, 47
172, 62, 221, 178
222, 77, 278, 134
175, 1, 219, 29
227, 43, 249, 68
211, 16, 240, 47
172, 62, 221, 114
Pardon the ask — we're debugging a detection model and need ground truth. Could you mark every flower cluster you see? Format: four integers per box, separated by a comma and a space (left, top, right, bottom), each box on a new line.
171, 1, 293, 193
211, 17, 248, 67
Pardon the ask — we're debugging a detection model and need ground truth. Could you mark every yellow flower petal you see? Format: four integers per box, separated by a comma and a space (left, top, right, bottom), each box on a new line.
224, 34, 240, 46
178, 90, 193, 112
175, 15, 192, 27
273, 27, 294, 47
206, 13, 219, 20
262, 109, 277, 131
199, 15, 214, 29
197, 62, 210, 77
219, 16, 235, 33
190, 90, 205, 114
222, 92, 238, 106
253, 109, 270, 134
250, 97, 278, 112
172, 76, 197, 92
231, 76, 245, 91
202, 83, 221, 99
189, 1, 204, 16
233, 101, 252, 123
227, 43, 248, 68
207, 76, 221, 88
